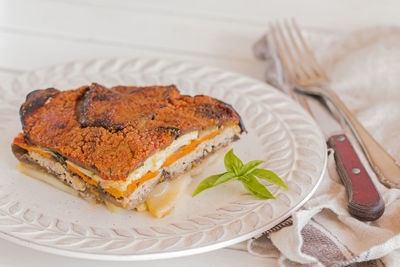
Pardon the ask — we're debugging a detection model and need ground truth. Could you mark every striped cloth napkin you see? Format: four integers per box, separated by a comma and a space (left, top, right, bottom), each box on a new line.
249, 27, 400, 266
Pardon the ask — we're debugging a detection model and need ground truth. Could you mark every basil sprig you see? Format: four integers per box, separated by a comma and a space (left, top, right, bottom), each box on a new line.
192, 149, 287, 199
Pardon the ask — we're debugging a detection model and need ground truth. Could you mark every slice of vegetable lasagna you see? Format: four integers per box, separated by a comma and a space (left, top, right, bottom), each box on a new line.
12, 83, 244, 213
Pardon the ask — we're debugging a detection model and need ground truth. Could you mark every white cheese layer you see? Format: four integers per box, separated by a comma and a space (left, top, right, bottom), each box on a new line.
66, 131, 199, 192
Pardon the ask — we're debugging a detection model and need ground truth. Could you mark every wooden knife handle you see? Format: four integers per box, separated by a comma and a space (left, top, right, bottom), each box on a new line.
328, 134, 385, 221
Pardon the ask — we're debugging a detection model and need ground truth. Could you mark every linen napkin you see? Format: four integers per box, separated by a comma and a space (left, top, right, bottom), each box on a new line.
249, 27, 400, 266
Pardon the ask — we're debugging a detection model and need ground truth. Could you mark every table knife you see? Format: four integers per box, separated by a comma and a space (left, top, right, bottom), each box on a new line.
302, 95, 384, 221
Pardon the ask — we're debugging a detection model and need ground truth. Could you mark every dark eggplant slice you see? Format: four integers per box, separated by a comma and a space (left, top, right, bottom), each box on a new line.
20, 88, 59, 129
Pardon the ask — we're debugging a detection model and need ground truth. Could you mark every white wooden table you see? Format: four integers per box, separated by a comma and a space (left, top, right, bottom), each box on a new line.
1, 0, 399, 266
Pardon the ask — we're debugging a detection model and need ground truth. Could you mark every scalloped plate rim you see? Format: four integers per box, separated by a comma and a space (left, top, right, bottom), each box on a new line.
0, 57, 327, 260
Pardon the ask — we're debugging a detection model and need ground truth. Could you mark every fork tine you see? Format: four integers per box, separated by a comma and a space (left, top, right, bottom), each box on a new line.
292, 19, 329, 80
283, 19, 317, 80
269, 23, 297, 83
275, 21, 308, 82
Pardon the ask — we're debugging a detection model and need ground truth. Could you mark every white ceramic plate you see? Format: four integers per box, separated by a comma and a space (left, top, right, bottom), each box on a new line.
0, 58, 326, 260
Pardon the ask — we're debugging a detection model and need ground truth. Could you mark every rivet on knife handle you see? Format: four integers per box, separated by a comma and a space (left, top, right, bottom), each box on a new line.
328, 134, 384, 221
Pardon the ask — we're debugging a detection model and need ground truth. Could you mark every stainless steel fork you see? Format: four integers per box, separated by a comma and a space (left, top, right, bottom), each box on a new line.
269, 19, 400, 189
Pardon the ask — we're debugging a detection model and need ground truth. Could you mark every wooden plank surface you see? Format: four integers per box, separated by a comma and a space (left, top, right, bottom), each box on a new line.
2, 0, 400, 75
0, 238, 275, 267
0, 31, 266, 79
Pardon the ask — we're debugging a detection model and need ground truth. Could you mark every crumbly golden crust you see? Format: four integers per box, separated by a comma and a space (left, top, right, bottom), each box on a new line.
19, 83, 241, 180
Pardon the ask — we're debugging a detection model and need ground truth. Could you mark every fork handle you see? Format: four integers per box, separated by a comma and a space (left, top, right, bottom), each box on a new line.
324, 88, 400, 189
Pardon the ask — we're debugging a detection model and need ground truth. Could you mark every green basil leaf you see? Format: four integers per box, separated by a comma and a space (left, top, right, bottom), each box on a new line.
224, 149, 243, 175
242, 183, 271, 199
192, 173, 226, 196
193, 149, 287, 199
239, 174, 275, 199
214, 172, 237, 185
240, 160, 264, 175
252, 168, 288, 189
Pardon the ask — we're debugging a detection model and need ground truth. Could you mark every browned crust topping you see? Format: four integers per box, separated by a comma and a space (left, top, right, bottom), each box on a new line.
19, 83, 241, 180
78, 83, 177, 130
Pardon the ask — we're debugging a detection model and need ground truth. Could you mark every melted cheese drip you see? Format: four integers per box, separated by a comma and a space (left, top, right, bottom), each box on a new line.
146, 174, 192, 218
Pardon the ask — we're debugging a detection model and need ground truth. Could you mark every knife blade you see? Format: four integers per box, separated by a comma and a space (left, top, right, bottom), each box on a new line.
301, 94, 384, 221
